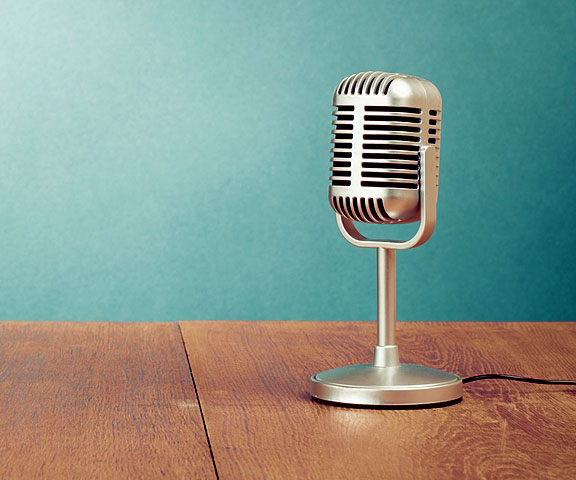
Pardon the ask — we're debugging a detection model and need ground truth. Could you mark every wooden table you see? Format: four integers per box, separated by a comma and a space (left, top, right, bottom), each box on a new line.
0, 321, 574, 479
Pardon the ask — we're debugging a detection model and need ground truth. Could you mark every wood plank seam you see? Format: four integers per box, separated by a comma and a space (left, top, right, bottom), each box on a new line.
178, 322, 221, 480
0, 322, 217, 479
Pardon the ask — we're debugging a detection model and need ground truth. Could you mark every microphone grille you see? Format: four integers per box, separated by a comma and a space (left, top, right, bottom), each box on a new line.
329, 72, 441, 224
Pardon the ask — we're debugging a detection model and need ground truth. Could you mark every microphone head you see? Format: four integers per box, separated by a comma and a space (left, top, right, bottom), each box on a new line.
329, 72, 441, 224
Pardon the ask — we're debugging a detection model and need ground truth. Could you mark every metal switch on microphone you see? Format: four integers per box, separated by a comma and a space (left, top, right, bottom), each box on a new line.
310, 72, 463, 407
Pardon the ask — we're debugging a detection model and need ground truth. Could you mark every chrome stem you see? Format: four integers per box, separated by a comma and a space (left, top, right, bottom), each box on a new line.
373, 247, 400, 368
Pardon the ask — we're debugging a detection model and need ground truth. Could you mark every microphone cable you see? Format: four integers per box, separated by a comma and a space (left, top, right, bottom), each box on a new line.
462, 374, 576, 385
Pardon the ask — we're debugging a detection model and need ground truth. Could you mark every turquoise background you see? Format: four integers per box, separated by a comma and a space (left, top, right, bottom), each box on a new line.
1, 1, 575, 322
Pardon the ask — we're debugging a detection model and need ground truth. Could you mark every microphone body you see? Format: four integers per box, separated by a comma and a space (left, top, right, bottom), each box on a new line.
329, 72, 441, 224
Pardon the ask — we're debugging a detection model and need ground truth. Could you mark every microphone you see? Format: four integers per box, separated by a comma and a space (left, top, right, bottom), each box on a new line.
329, 71, 441, 225
310, 72, 462, 407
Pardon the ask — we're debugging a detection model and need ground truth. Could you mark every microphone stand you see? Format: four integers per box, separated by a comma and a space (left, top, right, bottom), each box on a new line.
310, 146, 463, 406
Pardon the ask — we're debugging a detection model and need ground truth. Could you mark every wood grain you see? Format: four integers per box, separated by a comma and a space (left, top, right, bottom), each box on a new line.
0, 322, 216, 479
180, 321, 576, 480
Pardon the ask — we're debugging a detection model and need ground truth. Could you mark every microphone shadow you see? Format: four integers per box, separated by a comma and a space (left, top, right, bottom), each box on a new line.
310, 395, 462, 410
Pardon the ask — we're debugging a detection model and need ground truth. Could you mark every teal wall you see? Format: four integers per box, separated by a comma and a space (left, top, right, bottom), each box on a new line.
1, 1, 575, 322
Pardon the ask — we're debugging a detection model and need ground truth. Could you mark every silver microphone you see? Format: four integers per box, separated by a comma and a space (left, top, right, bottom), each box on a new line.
310, 72, 462, 407
329, 72, 441, 224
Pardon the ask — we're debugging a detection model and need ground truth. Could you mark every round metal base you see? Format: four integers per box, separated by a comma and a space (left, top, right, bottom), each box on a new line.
310, 363, 463, 406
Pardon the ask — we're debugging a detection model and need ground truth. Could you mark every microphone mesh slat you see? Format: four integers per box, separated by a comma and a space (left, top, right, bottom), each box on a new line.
329, 105, 354, 187
353, 198, 369, 223
360, 105, 422, 191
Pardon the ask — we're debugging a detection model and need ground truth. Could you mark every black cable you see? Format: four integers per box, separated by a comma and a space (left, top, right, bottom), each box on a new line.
462, 374, 576, 385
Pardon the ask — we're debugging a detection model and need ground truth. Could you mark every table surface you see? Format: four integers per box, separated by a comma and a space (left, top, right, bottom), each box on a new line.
0, 321, 574, 479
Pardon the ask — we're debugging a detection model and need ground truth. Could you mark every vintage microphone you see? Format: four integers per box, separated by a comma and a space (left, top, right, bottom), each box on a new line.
310, 72, 463, 406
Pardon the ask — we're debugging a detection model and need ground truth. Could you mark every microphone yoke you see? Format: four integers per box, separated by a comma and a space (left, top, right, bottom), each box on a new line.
329, 72, 442, 224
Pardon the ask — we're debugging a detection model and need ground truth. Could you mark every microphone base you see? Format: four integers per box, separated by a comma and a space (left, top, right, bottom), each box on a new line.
310, 363, 462, 407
